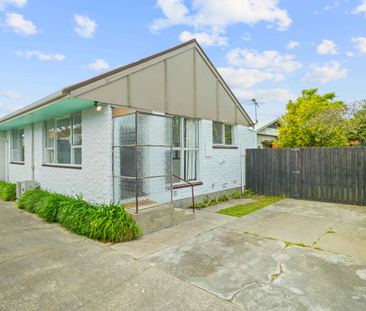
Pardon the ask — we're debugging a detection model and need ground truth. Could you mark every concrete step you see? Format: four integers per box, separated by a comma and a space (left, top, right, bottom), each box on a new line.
127, 205, 195, 235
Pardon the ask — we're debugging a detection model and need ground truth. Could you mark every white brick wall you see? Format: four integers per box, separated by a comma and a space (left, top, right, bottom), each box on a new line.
4, 106, 256, 206
7, 104, 113, 204
0, 131, 6, 181
173, 120, 257, 201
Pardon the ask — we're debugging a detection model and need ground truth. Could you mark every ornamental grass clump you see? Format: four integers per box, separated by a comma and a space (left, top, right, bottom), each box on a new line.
0, 181, 16, 201
16, 190, 142, 243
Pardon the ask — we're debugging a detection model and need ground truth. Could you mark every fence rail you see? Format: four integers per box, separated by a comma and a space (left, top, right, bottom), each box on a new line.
245, 147, 366, 206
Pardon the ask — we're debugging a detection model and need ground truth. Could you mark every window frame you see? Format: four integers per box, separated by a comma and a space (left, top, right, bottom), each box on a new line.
11, 128, 25, 163
212, 121, 235, 146
44, 113, 82, 166
172, 116, 200, 184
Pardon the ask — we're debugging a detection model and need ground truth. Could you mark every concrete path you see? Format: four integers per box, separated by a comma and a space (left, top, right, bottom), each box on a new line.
1, 198, 366, 310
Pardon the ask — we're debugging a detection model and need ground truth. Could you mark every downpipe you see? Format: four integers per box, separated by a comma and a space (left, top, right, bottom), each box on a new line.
31, 124, 35, 179
0, 136, 9, 182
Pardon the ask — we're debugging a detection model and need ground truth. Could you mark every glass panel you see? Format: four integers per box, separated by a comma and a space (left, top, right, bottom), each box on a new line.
173, 150, 181, 183
114, 176, 172, 209
225, 124, 233, 145
184, 118, 198, 148
46, 121, 54, 148
20, 129, 25, 162
173, 117, 181, 148
12, 150, 18, 162
213, 122, 223, 144
113, 113, 136, 146
73, 114, 82, 146
56, 117, 71, 164
73, 148, 82, 165
113, 146, 136, 177
46, 149, 55, 163
12, 129, 18, 150
184, 150, 198, 181
137, 113, 172, 146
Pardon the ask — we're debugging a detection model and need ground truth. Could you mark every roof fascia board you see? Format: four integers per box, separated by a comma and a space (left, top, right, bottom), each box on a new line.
69, 43, 195, 98
194, 43, 254, 127
0, 90, 66, 125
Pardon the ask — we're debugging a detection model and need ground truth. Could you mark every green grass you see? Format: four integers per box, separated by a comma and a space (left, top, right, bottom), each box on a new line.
16, 189, 142, 243
0, 181, 16, 201
218, 196, 284, 218
326, 230, 335, 234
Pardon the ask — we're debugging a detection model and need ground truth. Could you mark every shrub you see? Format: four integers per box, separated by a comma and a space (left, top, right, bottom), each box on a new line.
16, 190, 142, 243
0, 182, 16, 201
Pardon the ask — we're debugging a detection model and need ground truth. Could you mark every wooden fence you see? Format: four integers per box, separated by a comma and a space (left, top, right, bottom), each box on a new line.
245, 147, 366, 206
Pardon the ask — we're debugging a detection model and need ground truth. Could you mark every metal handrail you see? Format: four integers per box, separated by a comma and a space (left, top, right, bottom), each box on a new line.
172, 174, 195, 213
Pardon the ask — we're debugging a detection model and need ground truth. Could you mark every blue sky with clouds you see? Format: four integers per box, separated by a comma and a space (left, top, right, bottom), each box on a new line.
1, 0, 366, 121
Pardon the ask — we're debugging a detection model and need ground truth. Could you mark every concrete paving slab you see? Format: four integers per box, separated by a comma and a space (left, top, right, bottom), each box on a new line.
199, 198, 257, 213
316, 223, 366, 260
111, 217, 224, 259
80, 267, 243, 311
142, 227, 285, 300
0, 239, 149, 311
233, 246, 366, 311
0, 224, 87, 264
195, 209, 237, 225
224, 210, 338, 245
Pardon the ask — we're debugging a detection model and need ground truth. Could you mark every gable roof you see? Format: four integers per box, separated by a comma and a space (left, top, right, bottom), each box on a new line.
255, 117, 280, 132
0, 39, 253, 130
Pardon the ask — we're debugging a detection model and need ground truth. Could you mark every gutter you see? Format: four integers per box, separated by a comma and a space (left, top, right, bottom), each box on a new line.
0, 90, 65, 124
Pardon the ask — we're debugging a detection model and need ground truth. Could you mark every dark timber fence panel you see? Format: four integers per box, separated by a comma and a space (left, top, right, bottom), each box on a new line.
245, 147, 366, 205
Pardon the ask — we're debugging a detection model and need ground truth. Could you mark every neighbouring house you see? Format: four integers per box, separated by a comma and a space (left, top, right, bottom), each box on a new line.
0, 39, 257, 211
255, 118, 280, 149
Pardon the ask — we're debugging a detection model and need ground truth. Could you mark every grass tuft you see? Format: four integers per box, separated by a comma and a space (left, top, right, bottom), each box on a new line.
0, 181, 16, 201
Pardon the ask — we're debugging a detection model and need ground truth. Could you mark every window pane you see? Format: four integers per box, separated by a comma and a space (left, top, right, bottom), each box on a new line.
184, 150, 198, 181
184, 118, 198, 148
46, 122, 54, 148
73, 148, 82, 165
213, 122, 223, 144
56, 117, 71, 164
225, 124, 233, 145
46, 149, 55, 163
172, 117, 181, 148
173, 150, 181, 183
13, 129, 18, 150
20, 129, 25, 161
12, 150, 18, 162
73, 114, 82, 146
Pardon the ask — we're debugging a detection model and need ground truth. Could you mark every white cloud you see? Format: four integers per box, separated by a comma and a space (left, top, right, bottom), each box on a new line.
241, 32, 251, 41
317, 39, 339, 55
301, 61, 349, 84
0, 102, 24, 116
88, 59, 110, 70
351, 37, 366, 53
74, 14, 97, 38
16, 50, 65, 61
234, 88, 296, 104
5, 12, 37, 36
226, 48, 302, 73
150, 0, 292, 46
0, 0, 26, 10
346, 51, 354, 57
324, 1, 340, 11
286, 41, 299, 50
352, 0, 366, 17
4, 90, 29, 99
218, 66, 285, 89
179, 30, 228, 46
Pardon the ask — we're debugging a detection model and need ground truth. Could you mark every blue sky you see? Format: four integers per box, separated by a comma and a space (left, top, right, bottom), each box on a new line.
1, 0, 366, 121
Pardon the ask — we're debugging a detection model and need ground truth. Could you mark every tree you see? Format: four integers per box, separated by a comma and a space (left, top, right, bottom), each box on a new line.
274, 89, 349, 148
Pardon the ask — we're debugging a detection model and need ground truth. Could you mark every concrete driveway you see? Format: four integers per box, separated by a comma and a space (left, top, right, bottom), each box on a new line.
1, 198, 366, 310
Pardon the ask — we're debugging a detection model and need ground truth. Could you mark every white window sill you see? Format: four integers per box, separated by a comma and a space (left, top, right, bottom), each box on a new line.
42, 164, 82, 170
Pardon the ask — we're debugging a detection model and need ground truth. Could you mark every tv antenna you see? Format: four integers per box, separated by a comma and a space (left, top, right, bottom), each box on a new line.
240, 98, 265, 124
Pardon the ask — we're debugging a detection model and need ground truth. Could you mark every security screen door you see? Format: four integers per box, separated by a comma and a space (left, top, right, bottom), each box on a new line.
113, 112, 173, 212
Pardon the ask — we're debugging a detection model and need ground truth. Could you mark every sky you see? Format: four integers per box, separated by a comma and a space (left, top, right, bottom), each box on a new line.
0, 0, 366, 122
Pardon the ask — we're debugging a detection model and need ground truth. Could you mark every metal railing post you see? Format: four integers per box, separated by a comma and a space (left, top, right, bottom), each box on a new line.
172, 174, 195, 213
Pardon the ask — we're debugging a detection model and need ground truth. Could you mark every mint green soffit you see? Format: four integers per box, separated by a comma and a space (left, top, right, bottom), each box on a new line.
0, 98, 98, 131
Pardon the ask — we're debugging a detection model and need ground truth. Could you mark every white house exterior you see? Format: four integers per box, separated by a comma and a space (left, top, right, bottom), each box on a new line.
0, 40, 256, 208
255, 118, 280, 149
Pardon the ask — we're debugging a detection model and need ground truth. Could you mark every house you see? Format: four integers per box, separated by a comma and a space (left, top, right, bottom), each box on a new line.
255, 118, 280, 149
0, 39, 257, 212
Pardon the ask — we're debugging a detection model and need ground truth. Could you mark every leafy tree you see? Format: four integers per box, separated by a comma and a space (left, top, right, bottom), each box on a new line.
274, 89, 349, 148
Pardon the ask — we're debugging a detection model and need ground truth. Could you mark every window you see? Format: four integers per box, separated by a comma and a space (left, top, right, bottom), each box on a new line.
172, 117, 199, 183
213, 122, 234, 145
45, 114, 82, 165
12, 128, 25, 162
